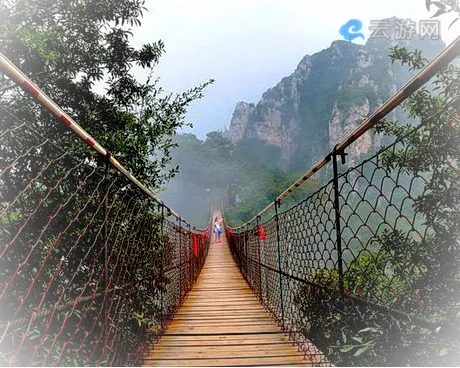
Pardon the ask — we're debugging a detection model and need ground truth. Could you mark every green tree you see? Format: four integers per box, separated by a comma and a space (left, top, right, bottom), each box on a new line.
294, 43, 460, 366
0, 0, 213, 189
368, 44, 460, 363
0, 0, 212, 365
159, 130, 319, 227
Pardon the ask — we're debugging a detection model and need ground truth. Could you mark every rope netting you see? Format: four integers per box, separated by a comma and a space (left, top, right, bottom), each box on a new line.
0, 59, 211, 365
225, 40, 460, 365
226, 102, 460, 367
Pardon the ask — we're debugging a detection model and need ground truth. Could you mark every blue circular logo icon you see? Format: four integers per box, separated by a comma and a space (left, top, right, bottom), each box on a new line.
339, 19, 365, 41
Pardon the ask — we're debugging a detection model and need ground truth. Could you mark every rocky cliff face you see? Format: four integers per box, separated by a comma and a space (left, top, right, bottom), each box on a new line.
228, 17, 445, 172
229, 102, 255, 142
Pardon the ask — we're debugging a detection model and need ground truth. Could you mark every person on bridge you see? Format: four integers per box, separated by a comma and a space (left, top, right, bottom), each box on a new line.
214, 216, 223, 243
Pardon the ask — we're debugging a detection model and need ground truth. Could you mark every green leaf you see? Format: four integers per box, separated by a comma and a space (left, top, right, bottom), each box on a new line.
340, 345, 354, 352
358, 327, 377, 333
439, 348, 449, 356
352, 337, 363, 343
28, 329, 41, 340
354, 344, 372, 356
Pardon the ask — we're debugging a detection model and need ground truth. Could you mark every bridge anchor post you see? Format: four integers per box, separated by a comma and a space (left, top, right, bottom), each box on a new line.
274, 200, 285, 330
256, 216, 263, 304
160, 204, 165, 329
179, 217, 182, 304
332, 150, 346, 297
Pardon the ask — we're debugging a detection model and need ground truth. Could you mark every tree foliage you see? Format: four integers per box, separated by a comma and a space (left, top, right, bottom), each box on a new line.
0, 0, 212, 365
161, 131, 320, 227
0, 0, 213, 190
294, 43, 460, 366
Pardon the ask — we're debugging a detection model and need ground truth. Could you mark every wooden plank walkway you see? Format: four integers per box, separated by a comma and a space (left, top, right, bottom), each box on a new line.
142, 225, 325, 367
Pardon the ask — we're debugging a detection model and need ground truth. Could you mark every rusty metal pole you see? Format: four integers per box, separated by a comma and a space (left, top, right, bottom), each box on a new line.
274, 200, 285, 329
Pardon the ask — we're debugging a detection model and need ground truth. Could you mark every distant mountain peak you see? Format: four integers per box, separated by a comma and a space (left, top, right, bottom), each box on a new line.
228, 27, 445, 171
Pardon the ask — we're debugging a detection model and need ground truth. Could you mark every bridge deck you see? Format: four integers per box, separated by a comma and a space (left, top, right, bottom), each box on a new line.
142, 233, 322, 367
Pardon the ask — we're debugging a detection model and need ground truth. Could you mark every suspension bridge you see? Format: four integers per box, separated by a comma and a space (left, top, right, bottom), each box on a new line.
141, 228, 325, 366
1, 36, 459, 367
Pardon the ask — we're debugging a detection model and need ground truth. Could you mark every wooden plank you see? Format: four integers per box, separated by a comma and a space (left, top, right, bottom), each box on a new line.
173, 312, 271, 317
147, 346, 301, 356
148, 341, 295, 348
170, 314, 272, 320
142, 356, 313, 367
152, 338, 294, 346
155, 335, 293, 342
167, 321, 274, 327
155, 333, 294, 343
164, 328, 282, 334
140, 229, 328, 367
144, 352, 305, 360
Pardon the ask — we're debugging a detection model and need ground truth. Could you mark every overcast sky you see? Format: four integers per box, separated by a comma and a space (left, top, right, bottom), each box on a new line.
133, 0, 459, 139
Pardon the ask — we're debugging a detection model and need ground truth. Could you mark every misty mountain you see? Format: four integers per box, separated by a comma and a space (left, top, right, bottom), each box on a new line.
160, 132, 319, 227
227, 17, 445, 172
163, 17, 446, 225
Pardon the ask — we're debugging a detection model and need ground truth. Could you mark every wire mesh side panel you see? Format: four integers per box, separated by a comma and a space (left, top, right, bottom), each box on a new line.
226, 107, 460, 366
246, 226, 262, 303
161, 218, 210, 333
338, 149, 430, 307
277, 184, 337, 361
0, 106, 210, 365
329, 127, 460, 365
227, 187, 335, 366
259, 217, 284, 324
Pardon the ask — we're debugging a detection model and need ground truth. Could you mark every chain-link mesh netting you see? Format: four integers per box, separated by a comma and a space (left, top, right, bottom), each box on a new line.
0, 89, 211, 366
226, 91, 460, 366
